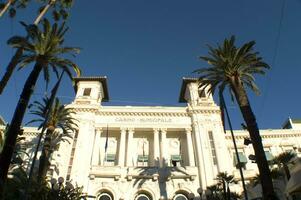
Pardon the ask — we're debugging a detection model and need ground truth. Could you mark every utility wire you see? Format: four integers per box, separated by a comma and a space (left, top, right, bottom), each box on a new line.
258, 0, 286, 121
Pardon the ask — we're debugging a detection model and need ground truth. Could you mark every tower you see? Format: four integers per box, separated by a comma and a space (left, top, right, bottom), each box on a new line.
73, 76, 109, 105
179, 77, 232, 190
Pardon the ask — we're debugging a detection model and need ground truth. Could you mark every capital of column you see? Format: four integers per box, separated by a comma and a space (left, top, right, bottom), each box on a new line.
120, 127, 127, 133
95, 128, 103, 134
127, 128, 135, 133
153, 128, 160, 133
160, 128, 167, 134
185, 128, 192, 134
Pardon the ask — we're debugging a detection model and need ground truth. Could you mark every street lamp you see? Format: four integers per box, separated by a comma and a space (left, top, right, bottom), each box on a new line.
188, 193, 195, 200
197, 188, 204, 200
244, 137, 252, 146
205, 190, 212, 200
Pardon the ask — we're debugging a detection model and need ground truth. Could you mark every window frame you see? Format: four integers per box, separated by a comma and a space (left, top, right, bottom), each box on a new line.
83, 88, 92, 96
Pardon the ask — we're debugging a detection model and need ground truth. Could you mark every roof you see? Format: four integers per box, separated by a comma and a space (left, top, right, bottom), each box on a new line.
73, 76, 109, 102
282, 118, 301, 129
178, 77, 198, 103
291, 119, 301, 124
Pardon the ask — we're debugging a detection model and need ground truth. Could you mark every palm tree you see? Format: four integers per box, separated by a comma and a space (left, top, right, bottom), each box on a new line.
216, 172, 237, 200
0, 19, 80, 193
0, 0, 30, 18
194, 36, 275, 199
273, 151, 297, 180
251, 168, 284, 187
0, 0, 75, 94
207, 184, 223, 200
28, 97, 77, 182
0, 0, 13, 18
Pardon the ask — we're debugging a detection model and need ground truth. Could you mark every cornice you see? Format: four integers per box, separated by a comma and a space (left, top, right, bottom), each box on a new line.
225, 133, 301, 140
95, 111, 189, 117
70, 108, 99, 113
69, 107, 222, 118
23, 132, 39, 136
188, 109, 221, 114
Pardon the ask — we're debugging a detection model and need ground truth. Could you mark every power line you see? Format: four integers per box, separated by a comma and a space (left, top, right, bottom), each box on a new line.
258, 0, 286, 121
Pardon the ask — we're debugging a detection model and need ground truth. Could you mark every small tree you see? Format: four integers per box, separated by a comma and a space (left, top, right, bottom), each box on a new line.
28, 97, 77, 182
272, 151, 297, 180
216, 172, 237, 200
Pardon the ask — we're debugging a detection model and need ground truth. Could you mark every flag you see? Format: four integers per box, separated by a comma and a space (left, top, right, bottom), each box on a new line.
142, 139, 145, 164
104, 124, 109, 153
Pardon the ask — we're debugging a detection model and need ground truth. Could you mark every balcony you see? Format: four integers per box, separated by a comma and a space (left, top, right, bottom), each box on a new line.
89, 166, 198, 182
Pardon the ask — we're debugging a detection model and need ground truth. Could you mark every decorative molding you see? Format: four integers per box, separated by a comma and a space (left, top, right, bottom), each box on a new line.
185, 128, 192, 133
96, 111, 189, 117
188, 109, 221, 114
71, 108, 98, 113
225, 133, 301, 140
23, 132, 39, 136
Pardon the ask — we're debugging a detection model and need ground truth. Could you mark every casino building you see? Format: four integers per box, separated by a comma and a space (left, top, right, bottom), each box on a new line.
14, 76, 301, 200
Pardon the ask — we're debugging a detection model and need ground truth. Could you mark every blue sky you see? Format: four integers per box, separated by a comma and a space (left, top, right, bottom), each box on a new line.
0, 0, 301, 129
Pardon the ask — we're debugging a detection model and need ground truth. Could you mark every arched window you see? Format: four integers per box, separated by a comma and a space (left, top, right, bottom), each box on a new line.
173, 194, 188, 200
99, 192, 113, 200
135, 193, 152, 200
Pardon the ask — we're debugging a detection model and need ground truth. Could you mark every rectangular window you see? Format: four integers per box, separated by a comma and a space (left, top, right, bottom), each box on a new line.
83, 88, 91, 96
171, 155, 182, 167
208, 131, 217, 165
137, 155, 149, 167
66, 131, 79, 180
233, 152, 248, 170
104, 154, 116, 166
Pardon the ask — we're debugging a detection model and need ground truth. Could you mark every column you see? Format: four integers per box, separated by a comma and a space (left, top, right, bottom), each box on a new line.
192, 120, 207, 190
118, 128, 127, 166
126, 128, 134, 166
91, 129, 102, 166
153, 128, 160, 166
185, 128, 195, 166
160, 128, 167, 167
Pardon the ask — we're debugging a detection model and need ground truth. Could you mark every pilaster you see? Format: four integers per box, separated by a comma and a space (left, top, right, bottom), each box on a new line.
153, 128, 160, 166
118, 128, 127, 166
126, 128, 134, 166
185, 128, 195, 167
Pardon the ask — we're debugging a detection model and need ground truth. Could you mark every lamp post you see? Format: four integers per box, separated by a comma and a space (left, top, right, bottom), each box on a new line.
188, 193, 195, 200
197, 188, 204, 200
205, 190, 212, 200
219, 90, 248, 200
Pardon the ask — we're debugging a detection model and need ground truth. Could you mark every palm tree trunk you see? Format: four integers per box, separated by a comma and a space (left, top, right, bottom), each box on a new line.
230, 79, 275, 200
34, 0, 56, 25
227, 184, 231, 200
0, 0, 56, 95
0, 0, 12, 18
222, 180, 227, 200
283, 165, 290, 180
37, 128, 53, 183
0, 62, 43, 196
0, 48, 23, 95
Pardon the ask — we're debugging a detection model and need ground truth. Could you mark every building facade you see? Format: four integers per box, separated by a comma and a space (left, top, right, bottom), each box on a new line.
14, 77, 301, 200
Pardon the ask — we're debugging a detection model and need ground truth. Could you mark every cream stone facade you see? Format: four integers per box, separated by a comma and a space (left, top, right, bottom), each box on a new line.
10, 77, 301, 200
